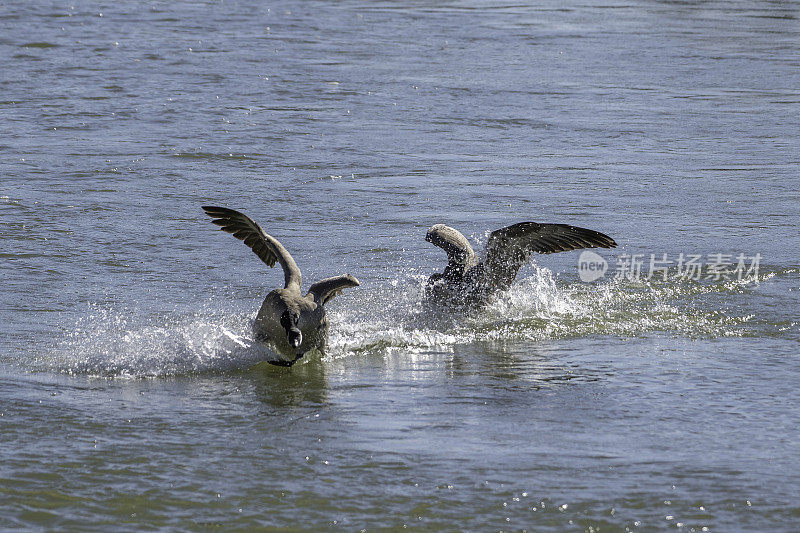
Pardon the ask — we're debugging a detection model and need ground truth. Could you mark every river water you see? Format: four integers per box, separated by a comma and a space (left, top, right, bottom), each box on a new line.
2, 0, 799, 530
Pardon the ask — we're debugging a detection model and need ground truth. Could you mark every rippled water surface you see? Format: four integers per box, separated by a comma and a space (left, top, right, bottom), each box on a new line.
2, 0, 799, 530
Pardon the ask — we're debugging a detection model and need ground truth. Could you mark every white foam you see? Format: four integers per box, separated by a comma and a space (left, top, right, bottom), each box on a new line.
41, 267, 755, 378
46, 305, 273, 378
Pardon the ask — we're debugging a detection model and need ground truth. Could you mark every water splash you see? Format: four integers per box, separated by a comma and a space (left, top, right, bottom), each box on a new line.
326, 265, 764, 356
37, 266, 775, 378
41, 305, 271, 378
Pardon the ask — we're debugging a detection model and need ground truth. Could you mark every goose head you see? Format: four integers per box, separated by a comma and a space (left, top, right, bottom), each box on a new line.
279, 307, 303, 350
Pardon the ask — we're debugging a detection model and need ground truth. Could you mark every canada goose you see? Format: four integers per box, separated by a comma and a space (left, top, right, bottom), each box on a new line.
203, 206, 359, 366
424, 221, 616, 308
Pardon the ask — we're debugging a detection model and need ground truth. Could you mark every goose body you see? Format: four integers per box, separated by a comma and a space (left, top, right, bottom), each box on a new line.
203, 206, 359, 366
425, 221, 617, 308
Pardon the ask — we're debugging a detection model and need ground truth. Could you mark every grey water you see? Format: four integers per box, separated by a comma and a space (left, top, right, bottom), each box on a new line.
2, 0, 800, 530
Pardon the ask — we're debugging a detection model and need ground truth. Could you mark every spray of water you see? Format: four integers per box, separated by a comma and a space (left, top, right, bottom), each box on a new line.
37, 266, 768, 378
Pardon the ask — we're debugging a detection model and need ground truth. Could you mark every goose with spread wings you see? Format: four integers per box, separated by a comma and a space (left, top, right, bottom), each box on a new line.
424, 221, 617, 308
203, 206, 359, 366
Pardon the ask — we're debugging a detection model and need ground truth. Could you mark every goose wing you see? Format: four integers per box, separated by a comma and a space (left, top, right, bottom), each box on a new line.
484, 222, 617, 286
425, 224, 477, 277
307, 275, 360, 305
202, 206, 302, 291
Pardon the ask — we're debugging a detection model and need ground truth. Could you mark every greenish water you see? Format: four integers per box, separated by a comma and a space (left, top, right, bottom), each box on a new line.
2, 0, 799, 530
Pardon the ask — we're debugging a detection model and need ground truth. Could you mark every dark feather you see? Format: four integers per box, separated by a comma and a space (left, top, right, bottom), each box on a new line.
202, 206, 301, 290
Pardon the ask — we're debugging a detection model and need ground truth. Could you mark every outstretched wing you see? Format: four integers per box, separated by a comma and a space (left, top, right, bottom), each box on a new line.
202, 206, 302, 291
307, 275, 360, 305
425, 224, 478, 277
484, 222, 617, 287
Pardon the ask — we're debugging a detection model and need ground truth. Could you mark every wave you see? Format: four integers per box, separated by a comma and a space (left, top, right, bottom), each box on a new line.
33, 265, 783, 378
